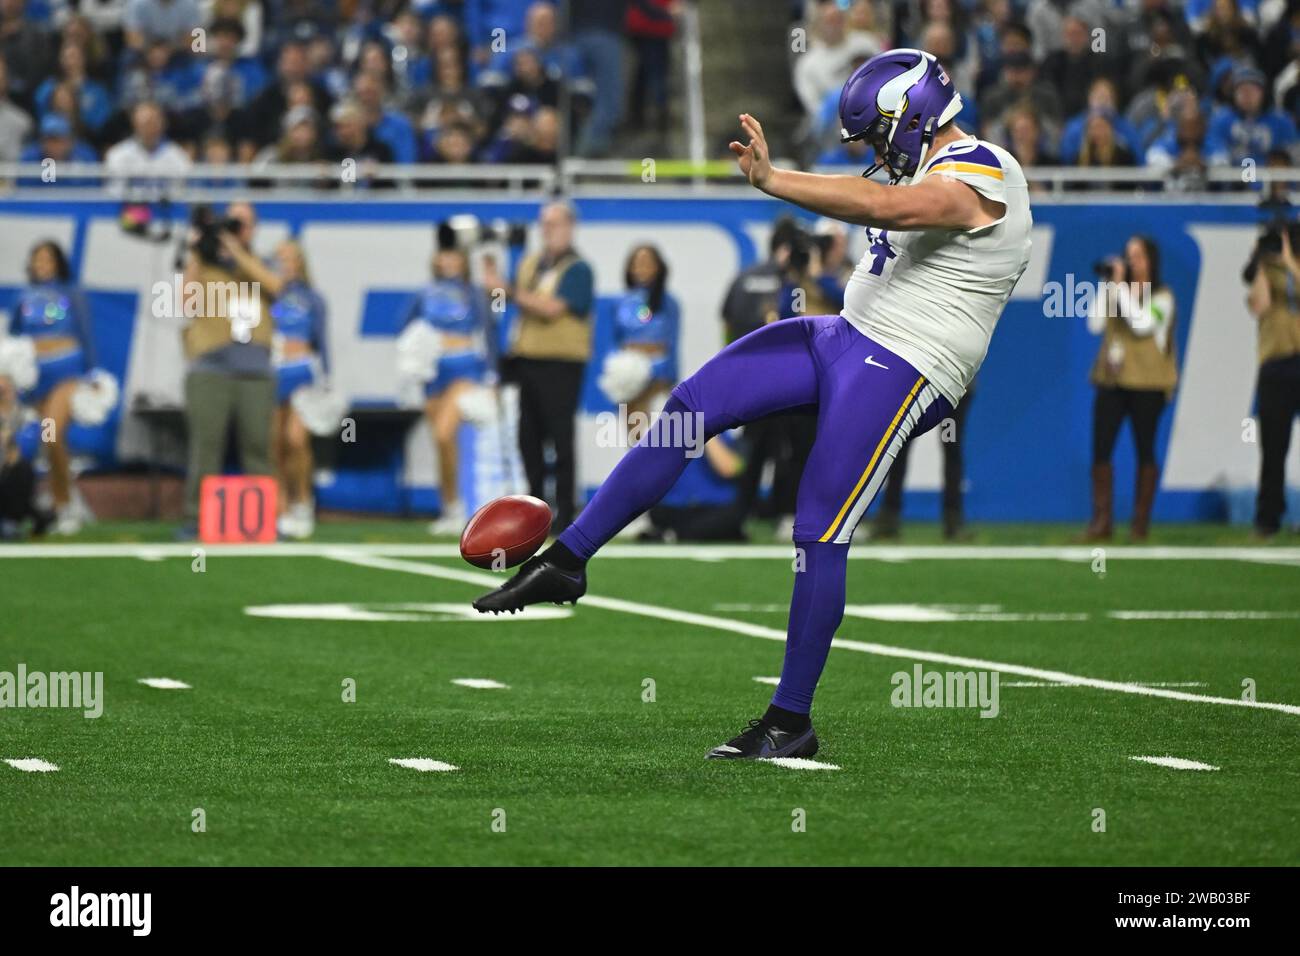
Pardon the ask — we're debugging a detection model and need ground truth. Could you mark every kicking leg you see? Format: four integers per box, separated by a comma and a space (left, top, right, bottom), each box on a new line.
708, 326, 955, 759
472, 317, 829, 612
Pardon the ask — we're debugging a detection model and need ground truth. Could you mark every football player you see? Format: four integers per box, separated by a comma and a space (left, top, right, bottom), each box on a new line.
473, 50, 1034, 760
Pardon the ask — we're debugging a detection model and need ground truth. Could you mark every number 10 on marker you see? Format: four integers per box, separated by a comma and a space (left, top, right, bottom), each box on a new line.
199, 476, 278, 543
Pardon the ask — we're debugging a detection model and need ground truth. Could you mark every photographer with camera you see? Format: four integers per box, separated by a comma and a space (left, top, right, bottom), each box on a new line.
488, 200, 593, 532
1244, 221, 1300, 539
0, 371, 53, 539
780, 218, 852, 318
716, 218, 807, 539
1080, 236, 1177, 542
177, 201, 278, 537
747, 218, 853, 540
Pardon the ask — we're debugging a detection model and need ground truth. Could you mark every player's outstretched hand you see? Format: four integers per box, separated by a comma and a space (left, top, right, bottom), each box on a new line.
730, 113, 773, 190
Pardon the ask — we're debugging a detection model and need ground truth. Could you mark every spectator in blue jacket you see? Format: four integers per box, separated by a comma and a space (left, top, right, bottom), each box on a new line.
463, 0, 536, 76
201, 18, 268, 109
117, 39, 205, 116
34, 42, 111, 139
18, 114, 99, 185
1207, 65, 1298, 165
480, 1, 566, 88
123, 0, 203, 58
352, 69, 417, 163
1145, 96, 1221, 190
1059, 77, 1144, 164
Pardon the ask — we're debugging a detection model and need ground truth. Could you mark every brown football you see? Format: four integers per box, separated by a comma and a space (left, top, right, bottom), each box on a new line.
459, 495, 552, 569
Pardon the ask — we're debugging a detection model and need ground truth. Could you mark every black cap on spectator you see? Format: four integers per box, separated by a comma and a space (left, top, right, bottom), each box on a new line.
1002, 21, 1033, 46
770, 216, 803, 256
436, 221, 459, 250
210, 18, 247, 42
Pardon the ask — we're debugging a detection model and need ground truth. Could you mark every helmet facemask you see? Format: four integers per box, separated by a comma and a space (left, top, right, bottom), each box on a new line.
842, 111, 937, 185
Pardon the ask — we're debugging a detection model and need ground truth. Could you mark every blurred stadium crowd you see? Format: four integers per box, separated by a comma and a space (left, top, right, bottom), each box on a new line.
4, 1, 1300, 185
0, 0, 679, 179
800, 0, 1300, 187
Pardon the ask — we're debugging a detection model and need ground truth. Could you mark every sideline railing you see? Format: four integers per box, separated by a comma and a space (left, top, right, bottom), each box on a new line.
0, 159, 1297, 199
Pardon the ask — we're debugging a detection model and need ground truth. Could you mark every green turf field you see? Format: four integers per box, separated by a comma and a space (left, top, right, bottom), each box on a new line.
2, 527, 1298, 866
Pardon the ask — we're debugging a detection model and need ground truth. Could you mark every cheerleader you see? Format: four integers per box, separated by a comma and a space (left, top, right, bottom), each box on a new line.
6, 241, 95, 534
268, 241, 329, 539
610, 244, 680, 431
601, 244, 680, 538
402, 246, 491, 535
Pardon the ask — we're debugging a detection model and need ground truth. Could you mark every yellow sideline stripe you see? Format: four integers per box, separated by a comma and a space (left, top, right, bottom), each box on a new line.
928, 161, 1004, 180
819, 375, 926, 543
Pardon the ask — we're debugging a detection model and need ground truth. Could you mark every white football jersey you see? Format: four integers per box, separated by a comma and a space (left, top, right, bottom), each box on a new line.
841, 136, 1033, 404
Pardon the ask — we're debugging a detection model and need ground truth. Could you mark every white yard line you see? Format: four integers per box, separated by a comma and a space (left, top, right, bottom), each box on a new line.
388, 757, 458, 772
723, 603, 1300, 625
324, 552, 1300, 719
1109, 610, 1300, 621
1130, 755, 1220, 771
762, 757, 841, 771
244, 602, 571, 623
1003, 680, 1207, 688
137, 677, 192, 690
1, 541, 1299, 566
3, 758, 59, 772
451, 678, 509, 689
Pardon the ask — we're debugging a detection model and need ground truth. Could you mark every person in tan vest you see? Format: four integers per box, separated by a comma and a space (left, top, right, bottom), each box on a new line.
177, 202, 278, 535
1081, 235, 1177, 542
484, 200, 593, 530
1245, 225, 1300, 538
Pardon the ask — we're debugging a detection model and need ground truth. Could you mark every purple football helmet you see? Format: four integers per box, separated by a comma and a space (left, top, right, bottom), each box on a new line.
839, 49, 963, 183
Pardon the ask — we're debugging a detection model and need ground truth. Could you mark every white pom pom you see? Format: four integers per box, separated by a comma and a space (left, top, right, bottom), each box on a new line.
455, 385, 498, 425
290, 383, 349, 436
395, 320, 443, 382
597, 349, 654, 404
69, 369, 120, 426
0, 335, 38, 393
395, 375, 427, 410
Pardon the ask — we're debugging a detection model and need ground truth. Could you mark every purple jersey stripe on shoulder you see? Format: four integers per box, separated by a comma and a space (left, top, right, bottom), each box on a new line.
940, 142, 1002, 170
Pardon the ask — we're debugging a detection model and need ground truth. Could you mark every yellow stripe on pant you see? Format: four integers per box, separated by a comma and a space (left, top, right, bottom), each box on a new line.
818, 375, 927, 543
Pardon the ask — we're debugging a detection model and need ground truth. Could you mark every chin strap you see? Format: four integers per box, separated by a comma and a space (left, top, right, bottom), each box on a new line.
910, 116, 939, 180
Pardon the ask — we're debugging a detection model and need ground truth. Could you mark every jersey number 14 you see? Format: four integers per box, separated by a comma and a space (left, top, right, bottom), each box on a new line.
866, 229, 897, 277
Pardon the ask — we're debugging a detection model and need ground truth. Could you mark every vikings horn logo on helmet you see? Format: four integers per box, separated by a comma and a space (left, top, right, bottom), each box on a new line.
874, 54, 930, 117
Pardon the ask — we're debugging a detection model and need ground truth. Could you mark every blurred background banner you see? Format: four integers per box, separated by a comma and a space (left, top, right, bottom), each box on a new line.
1, 194, 1295, 521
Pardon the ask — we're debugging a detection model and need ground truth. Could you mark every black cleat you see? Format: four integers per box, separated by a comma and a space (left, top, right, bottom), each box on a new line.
472, 555, 586, 613
705, 718, 819, 760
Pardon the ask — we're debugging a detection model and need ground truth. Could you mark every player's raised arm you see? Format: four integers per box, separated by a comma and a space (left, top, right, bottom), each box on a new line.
731, 113, 1001, 232
729, 50, 1003, 232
